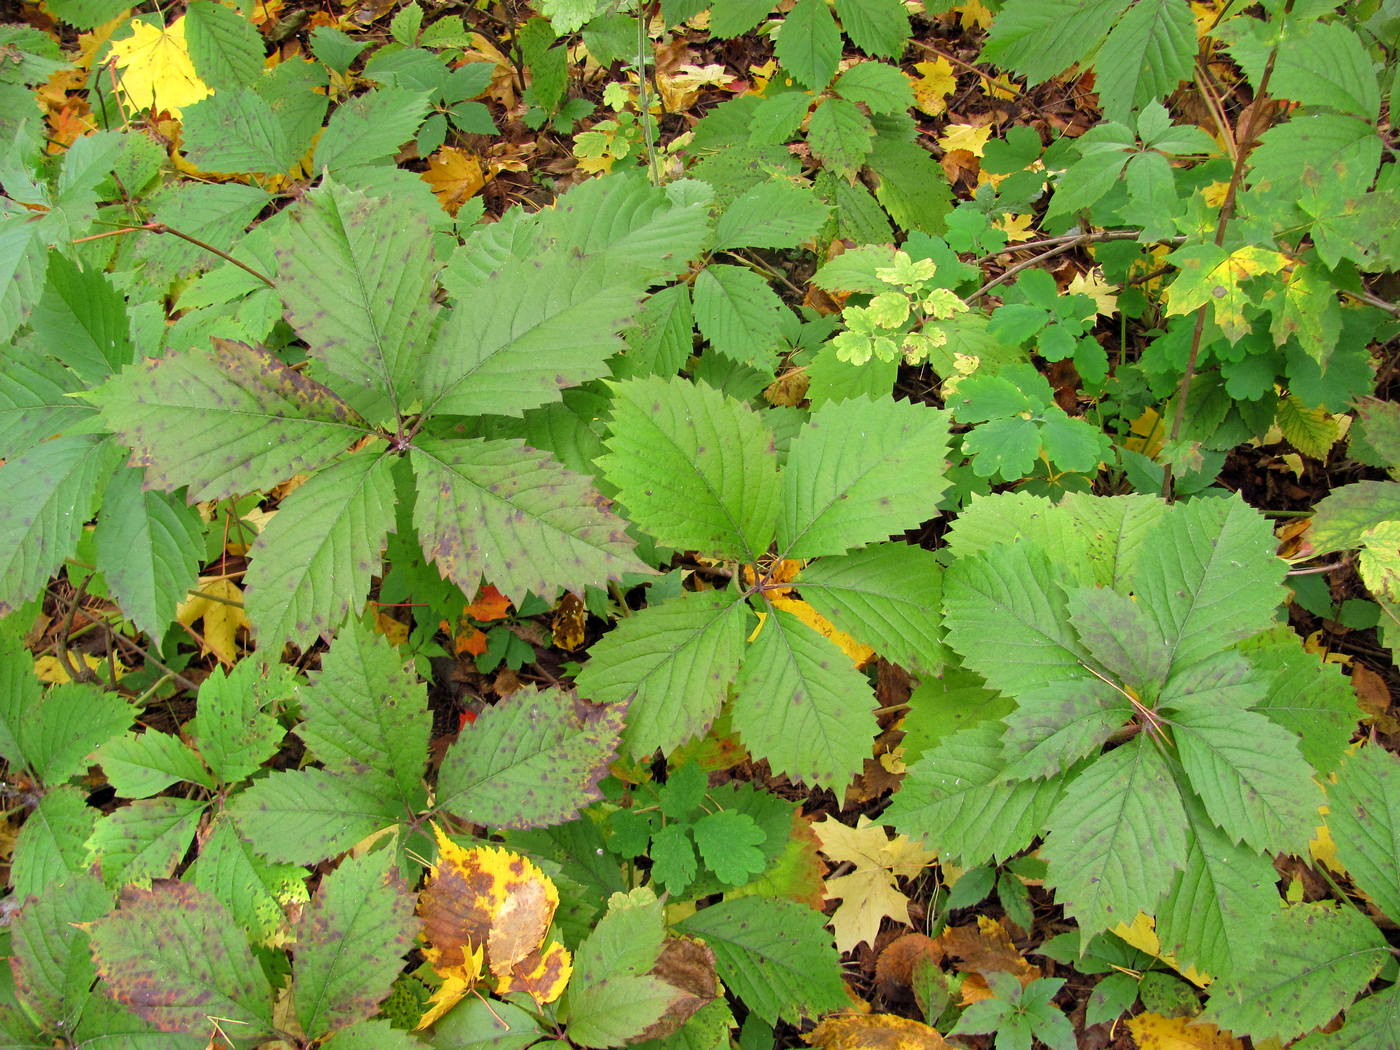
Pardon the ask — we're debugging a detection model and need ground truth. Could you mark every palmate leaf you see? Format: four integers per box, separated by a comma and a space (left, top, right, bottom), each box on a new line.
94, 466, 205, 647
1041, 738, 1188, 939
1064, 584, 1170, 687
276, 179, 442, 412
1203, 901, 1386, 1044
731, 605, 874, 790
410, 435, 649, 603
1154, 793, 1280, 982
601, 376, 780, 562
294, 849, 418, 1040
777, 395, 950, 559
574, 587, 751, 758
95, 339, 370, 501
1127, 494, 1286, 672
795, 541, 945, 675
89, 881, 274, 1039
244, 447, 397, 651
1326, 744, 1400, 923
0, 434, 122, 617
884, 722, 1064, 865
295, 616, 430, 811
436, 686, 624, 829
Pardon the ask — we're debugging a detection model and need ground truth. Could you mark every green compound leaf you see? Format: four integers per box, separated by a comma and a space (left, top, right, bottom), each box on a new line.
1127, 494, 1286, 673
313, 87, 431, 176
691, 811, 766, 885
601, 375, 780, 562
85, 797, 206, 888
1326, 744, 1400, 924
574, 588, 751, 759
1091, 0, 1195, 124
1155, 794, 1281, 982
833, 0, 909, 58
944, 541, 1090, 696
94, 466, 205, 648
11, 786, 98, 901
186, 660, 290, 785
229, 767, 403, 865
410, 434, 649, 604
999, 679, 1131, 781
1204, 901, 1386, 1044
0, 434, 121, 618
95, 730, 214, 798
89, 880, 274, 1039
693, 263, 791, 372
676, 896, 846, 1026
95, 339, 370, 502
731, 605, 873, 790
437, 686, 624, 829
712, 180, 831, 251
777, 395, 950, 559
1169, 704, 1320, 855
244, 448, 397, 652
188, 817, 309, 948
10, 870, 110, 1034
776, 0, 841, 89
276, 179, 442, 411
295, 616, 430, 811
795, 541, 946, 675
649, 823, 698, 895
1064, 584, 1170, 688
1041, 738, 1187, 939
294, 849, 419, 1039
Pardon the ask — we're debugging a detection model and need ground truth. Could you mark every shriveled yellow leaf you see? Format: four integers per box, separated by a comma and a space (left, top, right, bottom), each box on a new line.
938, 123, 992, 158
415, 962, 480, 1030
911, 59, 956, 116
107, 17, 212, 117
1126, 1012, 1244, 1049
33, 652, 127, 684
656, 63, 732, 111
770, 596, 874, 667
422, 147, 487, 215
814, 816, 935, 953
1112, 913, 1212, 987
806, 1012, 956, 1049
176, 577, 249, 666
1067, 267, 1119, 317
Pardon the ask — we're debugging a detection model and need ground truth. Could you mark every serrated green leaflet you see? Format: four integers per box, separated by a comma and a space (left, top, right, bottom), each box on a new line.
777, 395, 950, 558
999, 680, 1131, 781
410, 435, 648, 603
184, 0, 265, 90
295, 617, 429, 810
244, 448, 397, 651
86, 796, 207, 888
186, 660, 288, 785
731, 605, 873, 790
794, 541, 945, 674
676, 896, 846, 1025
29, 251, 132, 384
229, 767, 402, 865
95, 729, 214, 798
575, 587, 750, 758
602, 375, 780, 562
21, 682, 134, 785
1041, 738, 1187, 939
1091, 0, 1194, 124
277, 180, 442, 412
712, 180, 830, 251
89, 880, 274, 1039
1204, 902, 1386, 1044
0, 349, 92, 458
9, 870, 110, 1034
189, 817, 308, 948
1326, 745, 1400, 923
181, 89, 301, 176
11, 786, 97, 900
294, 849, 418, 1039
775, 0, 841, 89
437, 686, 623, 828
692, 263, 790, 372
95, 339, 369, 501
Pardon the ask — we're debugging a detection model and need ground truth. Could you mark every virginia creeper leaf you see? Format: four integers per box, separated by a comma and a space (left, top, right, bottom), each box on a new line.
85, 797, 206, 888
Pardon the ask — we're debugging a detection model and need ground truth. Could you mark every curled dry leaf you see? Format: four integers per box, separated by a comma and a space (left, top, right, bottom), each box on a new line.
636, 936, 719, 1042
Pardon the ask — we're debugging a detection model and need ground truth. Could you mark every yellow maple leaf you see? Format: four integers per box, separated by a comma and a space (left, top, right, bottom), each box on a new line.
911, 59, 956, 117
106, 17, 212, 118
1066, 267, 1119, 316
953, 0, 994, 29
1112, 912, 1212, 987
422, 147, 487, 216
1126, 1012, 1244, 1050
814, 816, 935, 953
992, 213, 1035, 243
938, 123, 992, 158
806, 1012, 956, 1049
176, 577, 249, 665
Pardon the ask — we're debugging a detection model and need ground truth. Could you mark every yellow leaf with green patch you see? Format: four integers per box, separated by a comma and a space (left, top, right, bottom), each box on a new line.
1125, 1012, 1244, 1049
1164, 245, 1287, 341
1358, 520, 1400, 603
1276, 395, 1339, 460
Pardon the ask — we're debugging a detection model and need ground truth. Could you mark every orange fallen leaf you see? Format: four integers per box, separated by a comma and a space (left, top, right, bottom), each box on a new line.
422, 147, 488, 215
1126, 1012, 1244, 1049
465, 584, 512, 622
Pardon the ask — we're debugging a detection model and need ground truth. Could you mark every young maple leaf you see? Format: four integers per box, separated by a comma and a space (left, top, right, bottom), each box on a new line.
938, 123, 993, 158
106, 17, 212, 118
814, 816, 936, 953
